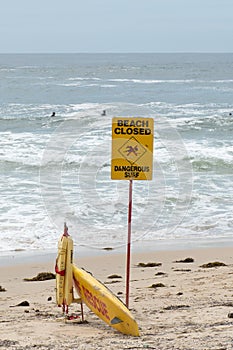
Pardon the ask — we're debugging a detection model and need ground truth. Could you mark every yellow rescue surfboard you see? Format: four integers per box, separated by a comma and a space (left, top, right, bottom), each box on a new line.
72, 264, 139, 336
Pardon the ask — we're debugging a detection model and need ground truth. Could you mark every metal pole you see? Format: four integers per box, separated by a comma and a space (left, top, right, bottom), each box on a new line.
126, 179, 133, 308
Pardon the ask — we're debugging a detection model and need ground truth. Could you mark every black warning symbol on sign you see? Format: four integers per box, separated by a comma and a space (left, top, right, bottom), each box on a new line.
118, 136, 147, 165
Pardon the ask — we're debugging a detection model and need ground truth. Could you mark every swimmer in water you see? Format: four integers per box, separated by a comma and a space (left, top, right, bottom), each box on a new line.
101, 110, 106, 116
51, 112, 56, 117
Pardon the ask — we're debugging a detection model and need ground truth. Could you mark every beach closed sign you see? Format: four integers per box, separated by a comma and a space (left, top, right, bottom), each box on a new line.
111, 117, 154, 180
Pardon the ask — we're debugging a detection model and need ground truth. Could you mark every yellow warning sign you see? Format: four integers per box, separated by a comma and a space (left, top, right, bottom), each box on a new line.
111, 117, 154, 180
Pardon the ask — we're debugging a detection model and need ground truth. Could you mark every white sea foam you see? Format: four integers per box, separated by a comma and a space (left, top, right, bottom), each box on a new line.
1, 53, 233, 254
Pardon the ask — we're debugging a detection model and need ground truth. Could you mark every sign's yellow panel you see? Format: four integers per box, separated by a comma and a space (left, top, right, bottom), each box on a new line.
111, 117, 154, 180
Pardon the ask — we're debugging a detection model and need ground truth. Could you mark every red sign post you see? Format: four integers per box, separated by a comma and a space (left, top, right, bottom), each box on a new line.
126, 179, 133, 307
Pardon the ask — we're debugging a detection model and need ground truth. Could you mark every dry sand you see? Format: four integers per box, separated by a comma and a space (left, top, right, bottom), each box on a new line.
1, 246, 233, 349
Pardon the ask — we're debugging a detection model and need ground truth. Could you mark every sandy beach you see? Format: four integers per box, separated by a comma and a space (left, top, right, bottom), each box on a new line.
1, 246, 233, 349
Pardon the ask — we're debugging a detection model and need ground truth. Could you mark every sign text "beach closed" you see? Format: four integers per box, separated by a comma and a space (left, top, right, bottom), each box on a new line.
111, 117, 154, 180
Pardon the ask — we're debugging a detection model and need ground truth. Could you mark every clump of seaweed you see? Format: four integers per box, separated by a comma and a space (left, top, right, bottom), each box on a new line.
149, 283, 166, 288
155, 272, 166, 276
24, 272, 55, 281
10, 301, 30, 307
137, 262, 162, 268
0, 340, 19, 347
107, 274, 122, 279
174, 257, 194, 263
200, 261, 227, 268
164, 305, 190, 310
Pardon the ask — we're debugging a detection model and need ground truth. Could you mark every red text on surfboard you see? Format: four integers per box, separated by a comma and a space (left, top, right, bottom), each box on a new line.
74, 280, 110, 321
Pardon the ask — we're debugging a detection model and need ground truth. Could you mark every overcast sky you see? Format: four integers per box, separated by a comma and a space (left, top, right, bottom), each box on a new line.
1, 0, 233, 53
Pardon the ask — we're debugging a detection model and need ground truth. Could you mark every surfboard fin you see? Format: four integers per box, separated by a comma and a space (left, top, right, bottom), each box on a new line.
110, 317, 123, 325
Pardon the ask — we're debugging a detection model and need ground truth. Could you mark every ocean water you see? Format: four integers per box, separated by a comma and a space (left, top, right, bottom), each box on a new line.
1, 53, 233, 257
